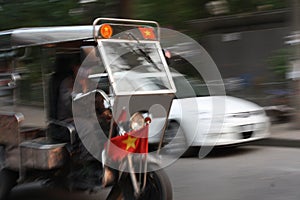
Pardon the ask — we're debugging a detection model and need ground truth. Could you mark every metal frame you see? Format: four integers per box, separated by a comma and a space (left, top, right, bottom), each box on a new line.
0, 18, 175, 196
92, 18, 160, 41
0, 26, 96, 51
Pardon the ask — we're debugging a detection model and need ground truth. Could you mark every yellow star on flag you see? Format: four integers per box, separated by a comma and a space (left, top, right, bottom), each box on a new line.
138, 27, 156, 40
144, 30, 151, 36
122, 135, 137, 150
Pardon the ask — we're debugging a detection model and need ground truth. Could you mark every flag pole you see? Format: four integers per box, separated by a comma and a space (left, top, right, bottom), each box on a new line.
128, 154, 140, 196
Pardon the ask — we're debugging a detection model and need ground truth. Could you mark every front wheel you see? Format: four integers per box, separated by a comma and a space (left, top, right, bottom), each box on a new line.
137, 168, 172, 200
0, 169, 19, 200
162, 121, 187, 158
107, 167, 172, 200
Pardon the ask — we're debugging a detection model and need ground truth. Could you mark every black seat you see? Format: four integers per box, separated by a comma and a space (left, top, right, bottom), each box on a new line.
48, 55, 74, 120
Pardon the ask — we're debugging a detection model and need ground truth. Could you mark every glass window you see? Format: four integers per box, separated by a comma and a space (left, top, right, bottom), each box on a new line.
101, 41, 174, 94
172, 74, 209, 99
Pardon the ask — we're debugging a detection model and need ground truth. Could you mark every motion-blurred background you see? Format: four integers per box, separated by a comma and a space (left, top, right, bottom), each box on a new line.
0, 0, 300, 127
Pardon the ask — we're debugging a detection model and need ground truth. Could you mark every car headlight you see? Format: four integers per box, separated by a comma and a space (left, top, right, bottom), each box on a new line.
129, 112, 152, 131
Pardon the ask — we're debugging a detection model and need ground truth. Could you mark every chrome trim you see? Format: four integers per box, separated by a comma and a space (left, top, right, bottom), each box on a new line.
72, 89, 110, 106
48, 120, 76, 144
14, 113, 24, 123
0, 111, 24, 123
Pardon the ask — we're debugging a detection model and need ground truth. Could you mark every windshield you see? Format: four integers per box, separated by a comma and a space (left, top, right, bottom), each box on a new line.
100, 40, 175, 95
172, 74, 210, 98
168, 55, 224, 98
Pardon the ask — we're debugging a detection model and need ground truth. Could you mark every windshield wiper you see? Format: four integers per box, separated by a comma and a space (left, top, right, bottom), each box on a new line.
127, 33, 161, 71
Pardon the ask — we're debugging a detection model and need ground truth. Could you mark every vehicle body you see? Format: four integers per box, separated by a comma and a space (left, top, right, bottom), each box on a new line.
146, 54, 270, 154
170, 95, 270, 147
0, 18, 175, 200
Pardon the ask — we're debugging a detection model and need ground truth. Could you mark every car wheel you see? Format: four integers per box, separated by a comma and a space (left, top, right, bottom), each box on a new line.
160, 121, 188, 158
182, 146, 200, 157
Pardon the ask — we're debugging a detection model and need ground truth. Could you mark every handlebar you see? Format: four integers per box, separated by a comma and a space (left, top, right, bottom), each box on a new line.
72, 89, 111, 106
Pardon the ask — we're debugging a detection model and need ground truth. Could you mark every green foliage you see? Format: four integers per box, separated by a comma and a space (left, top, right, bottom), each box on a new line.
252, 0, 287, 9
267, 48, 291, 81
230, 0, 287, 13
0, 0, 289, 31
133, 0, 211, 28
133, 0, 288, 29
0, 0, 77, 29
0, 0, 111, 30
228, 0, 256, 13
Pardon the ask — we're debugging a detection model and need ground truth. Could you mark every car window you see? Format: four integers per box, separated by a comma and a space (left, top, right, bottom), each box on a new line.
172, 75, 209, 99
169, 55, 223, 99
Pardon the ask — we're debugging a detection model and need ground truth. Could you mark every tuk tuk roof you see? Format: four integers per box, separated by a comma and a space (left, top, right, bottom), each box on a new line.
0, 25, 96, 51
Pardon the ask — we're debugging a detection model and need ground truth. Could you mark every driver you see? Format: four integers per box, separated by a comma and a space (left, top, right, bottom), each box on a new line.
56, 63, 80, 122
95, 93, 112, 136
55, 60, 111, 189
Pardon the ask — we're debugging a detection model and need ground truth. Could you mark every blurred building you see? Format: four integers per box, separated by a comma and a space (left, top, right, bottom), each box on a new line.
188, 8, 292, 107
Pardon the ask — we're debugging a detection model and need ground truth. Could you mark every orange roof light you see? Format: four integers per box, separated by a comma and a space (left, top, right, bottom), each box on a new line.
100, 24, 113, 39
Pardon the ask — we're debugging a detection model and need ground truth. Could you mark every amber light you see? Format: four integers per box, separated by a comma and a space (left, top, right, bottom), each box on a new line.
100, 24, 113, 39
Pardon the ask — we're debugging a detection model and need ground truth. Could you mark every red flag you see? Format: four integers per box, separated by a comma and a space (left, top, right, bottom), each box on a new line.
106, 125, 149, 161
138, 27, 156, 40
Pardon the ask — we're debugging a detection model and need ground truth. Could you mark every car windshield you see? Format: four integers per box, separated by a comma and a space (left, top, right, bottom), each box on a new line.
168, 55, 224, 98
172, 74, 210, 98
100, 40, 175, 95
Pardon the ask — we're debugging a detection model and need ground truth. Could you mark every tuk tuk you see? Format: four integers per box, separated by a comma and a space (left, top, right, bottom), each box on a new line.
0, 18, 176, 199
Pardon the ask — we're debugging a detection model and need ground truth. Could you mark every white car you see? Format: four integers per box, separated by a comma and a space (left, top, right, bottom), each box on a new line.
169, 95, 270, 147
149, 73, 270, 157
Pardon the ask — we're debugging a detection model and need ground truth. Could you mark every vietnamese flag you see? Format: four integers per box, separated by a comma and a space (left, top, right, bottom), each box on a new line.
138, 27, 156, 40
106, 125, 149, 161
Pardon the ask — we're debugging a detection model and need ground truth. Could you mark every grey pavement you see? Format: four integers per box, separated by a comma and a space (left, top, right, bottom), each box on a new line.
253, 122, 300, 148
270, 122, 300, 140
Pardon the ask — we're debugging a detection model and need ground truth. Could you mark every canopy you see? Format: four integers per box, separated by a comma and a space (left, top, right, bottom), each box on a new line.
0, 26, 96, 51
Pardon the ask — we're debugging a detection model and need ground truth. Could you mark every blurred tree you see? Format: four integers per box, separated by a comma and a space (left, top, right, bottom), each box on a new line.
0, 0, 79, 29
78, 0, 118, 23
117, 0, 132, 18
268, 48, 291, 81
133, 0, 288, 29
133, 0, 211, 28
0, 0, 116, 30
228, 0, 288, 13
0, 0, 289, 30
228, 0, 256, 13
